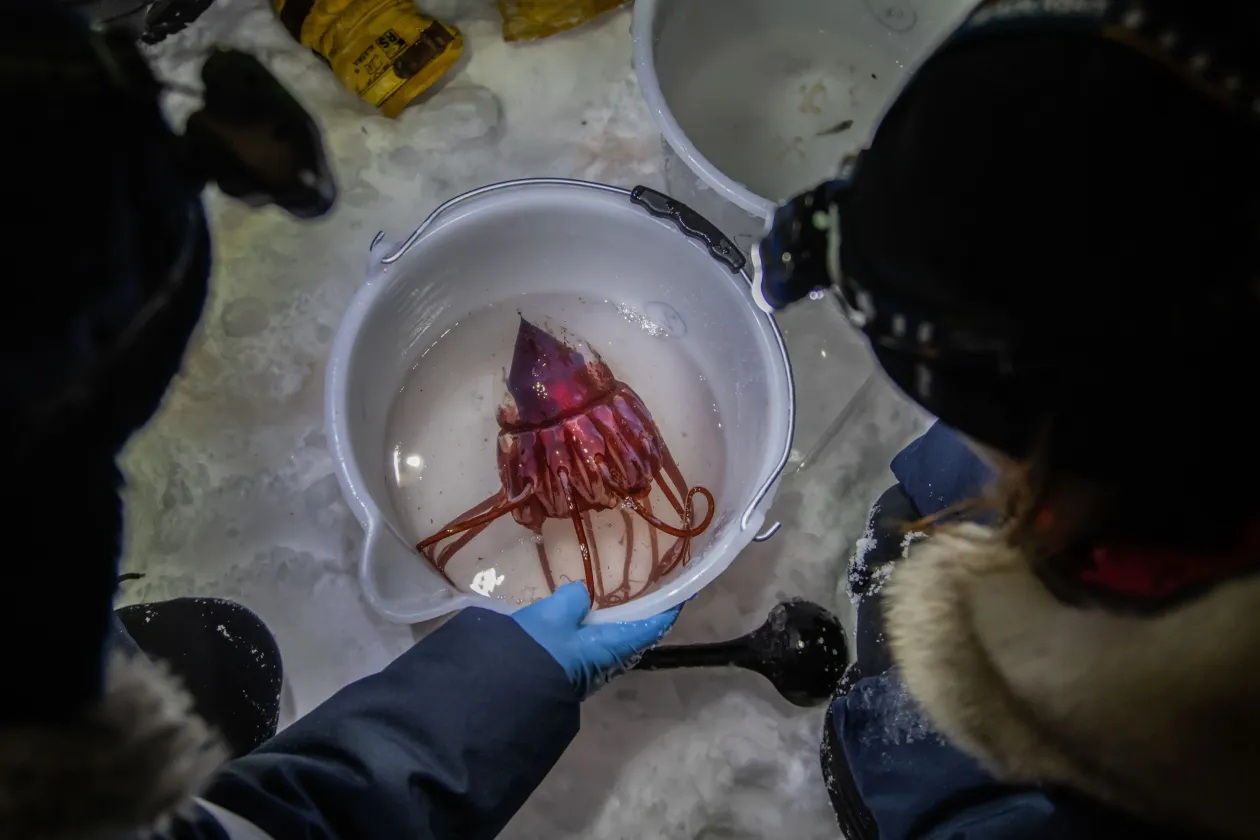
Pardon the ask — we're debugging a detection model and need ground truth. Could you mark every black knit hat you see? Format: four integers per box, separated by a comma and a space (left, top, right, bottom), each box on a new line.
837, 0, 1260, 542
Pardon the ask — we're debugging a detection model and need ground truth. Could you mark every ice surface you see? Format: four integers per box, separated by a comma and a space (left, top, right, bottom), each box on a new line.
118, 3, 929, 837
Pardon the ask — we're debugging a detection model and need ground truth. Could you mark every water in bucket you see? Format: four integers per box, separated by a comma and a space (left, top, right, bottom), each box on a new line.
385, 293, 727, 609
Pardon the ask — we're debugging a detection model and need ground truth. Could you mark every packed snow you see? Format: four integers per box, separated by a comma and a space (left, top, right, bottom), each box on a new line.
119, 2, 927, 836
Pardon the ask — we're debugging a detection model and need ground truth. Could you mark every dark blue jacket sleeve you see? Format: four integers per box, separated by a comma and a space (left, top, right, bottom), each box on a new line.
835, 676, 1133, 840
175, 608, 579, 840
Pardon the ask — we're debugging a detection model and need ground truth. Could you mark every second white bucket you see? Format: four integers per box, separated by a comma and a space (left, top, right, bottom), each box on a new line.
327, 179, 794, 625
634, 0, 977, 246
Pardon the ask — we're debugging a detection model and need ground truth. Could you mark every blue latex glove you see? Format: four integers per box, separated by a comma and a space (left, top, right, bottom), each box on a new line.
513, 582, 681, 698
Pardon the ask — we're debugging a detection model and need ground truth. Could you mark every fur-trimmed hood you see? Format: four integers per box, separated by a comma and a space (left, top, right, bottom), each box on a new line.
886, 524, 1260, 840
0, 652, 225, 840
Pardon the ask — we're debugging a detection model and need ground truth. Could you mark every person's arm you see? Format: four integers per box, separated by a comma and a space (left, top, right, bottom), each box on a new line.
200, 608, 571, 839
168, 584, 675, 840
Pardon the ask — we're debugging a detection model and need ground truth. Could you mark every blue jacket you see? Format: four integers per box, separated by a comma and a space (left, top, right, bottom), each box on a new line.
826, 425, 1183, 840
164, 609, 577, 839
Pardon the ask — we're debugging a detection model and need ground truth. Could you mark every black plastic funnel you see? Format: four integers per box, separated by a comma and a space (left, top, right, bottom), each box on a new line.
635, 600, 848, 707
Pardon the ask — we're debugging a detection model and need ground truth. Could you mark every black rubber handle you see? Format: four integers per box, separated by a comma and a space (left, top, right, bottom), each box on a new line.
629, 186, 746, 273
637, 640, 761, 671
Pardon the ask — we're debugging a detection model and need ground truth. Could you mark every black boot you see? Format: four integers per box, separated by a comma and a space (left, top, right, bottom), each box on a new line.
116, 598, 282, 758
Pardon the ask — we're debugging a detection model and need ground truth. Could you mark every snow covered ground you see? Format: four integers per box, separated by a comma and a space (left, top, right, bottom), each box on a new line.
119, 2, 928, 837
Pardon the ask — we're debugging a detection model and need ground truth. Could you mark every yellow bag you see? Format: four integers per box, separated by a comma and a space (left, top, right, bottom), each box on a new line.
497, 0, 628, 41
275, 0, 463, 118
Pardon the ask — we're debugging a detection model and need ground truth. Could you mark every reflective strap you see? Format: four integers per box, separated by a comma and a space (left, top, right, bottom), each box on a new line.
195, 798, 276, 840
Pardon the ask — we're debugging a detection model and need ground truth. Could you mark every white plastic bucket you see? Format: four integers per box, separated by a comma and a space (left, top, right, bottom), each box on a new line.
633, 0, 977, 245
327, 179, 794, 625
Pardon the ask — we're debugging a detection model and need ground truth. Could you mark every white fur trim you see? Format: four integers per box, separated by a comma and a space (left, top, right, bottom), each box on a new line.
885, 524, 1260, 839
0, 651, 226, 840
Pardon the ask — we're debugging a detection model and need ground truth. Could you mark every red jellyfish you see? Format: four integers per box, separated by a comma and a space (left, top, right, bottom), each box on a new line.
417, 318, 714, 608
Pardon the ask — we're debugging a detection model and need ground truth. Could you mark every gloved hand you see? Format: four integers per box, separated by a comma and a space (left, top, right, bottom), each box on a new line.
513, 582, 681, 698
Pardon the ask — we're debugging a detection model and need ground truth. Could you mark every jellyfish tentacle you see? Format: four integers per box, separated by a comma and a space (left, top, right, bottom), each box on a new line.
628, 486, 714, 538
533, 533, 558, 594
417, 485, 535, 584
433, 521, 492, 574
559, 470, 597, 606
